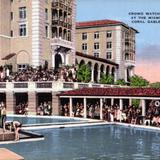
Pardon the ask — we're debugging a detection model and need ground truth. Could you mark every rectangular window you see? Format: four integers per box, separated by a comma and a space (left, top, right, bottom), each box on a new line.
106, 52, 112, 59
45, 25, 49, 38
82, 33, 87, 40
10, 30, 13, 37
19, 7, 26, 19
19, 24, 27, 36
94, 32, 99, 39
106, 42, 112, 49
18, 64, 28, 72
94, 42, 99, 50
106, 31, 112, 38
94, 53, 99, 58
82, 43, 87, 51
11, 12, 13, 20
45, 8, 48, 20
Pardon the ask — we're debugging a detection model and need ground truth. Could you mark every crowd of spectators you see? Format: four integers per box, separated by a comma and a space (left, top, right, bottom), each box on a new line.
144, 101, 160, 127
37, 102, 52, 116
60, 100, 160, 127
0, 65, 77, 82
60, 102, 100, 118
102, 104, 143, 124
15, 102, 28, 115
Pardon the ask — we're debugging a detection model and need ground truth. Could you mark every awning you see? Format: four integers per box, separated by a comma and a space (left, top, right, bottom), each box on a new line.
2, 53, 16, 60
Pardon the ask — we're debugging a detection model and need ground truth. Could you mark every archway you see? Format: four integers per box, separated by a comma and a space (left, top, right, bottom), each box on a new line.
100, 64, 104, 78
17, 50, 30, 71
94, 63, 98, 82
106, 65, 110, 75
111, 67, 115, 81
87, 61, 92, 82
127, 68, 130, 82
55, 53, 62, 69
79, 59, 85, 67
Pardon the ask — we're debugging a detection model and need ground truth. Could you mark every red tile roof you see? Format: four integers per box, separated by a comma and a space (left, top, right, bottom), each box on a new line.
76, 52, 119, 66
58, 87, 160, 97
76, 19, 122, 28
76, 19, 139, 33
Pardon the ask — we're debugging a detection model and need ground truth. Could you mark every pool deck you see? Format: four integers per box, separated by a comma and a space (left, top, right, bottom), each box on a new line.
0, 128, 15, 141
0, 127, 44, 145
0, 148, 24, 160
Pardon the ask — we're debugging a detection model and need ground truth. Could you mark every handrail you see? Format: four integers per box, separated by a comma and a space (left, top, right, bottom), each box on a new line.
0, 81, 127, 92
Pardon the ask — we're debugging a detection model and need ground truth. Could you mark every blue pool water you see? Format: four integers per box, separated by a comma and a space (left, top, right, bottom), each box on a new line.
7, 116, 79, 125
1, 125, 160, 160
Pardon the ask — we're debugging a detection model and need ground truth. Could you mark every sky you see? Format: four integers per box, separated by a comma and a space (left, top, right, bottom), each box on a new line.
76, 0, 160, 82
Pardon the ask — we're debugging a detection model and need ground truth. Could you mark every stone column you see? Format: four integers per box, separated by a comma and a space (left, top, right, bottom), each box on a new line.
98, 69, 101, 82
111, 98, 114, 106
141, 99, 146, 117
52, 53, 55, 68
52, 92, 60, 116
129, 98, 132, 106
130, 68, 134, 77
114, 68, 118, 83
120, 99, 123, 110
28, 92, 37, 115
6, 92, 15, 114
125, 68, 127, 82
69, 97, 73, 117
119, 99, 123, 122
83, 98, 87, 118
100, 98, 103, 120
91, 67, 94, 82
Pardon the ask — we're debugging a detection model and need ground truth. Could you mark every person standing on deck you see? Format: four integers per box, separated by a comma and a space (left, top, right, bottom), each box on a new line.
1, 106, 7, 132
13, 121, 22, 141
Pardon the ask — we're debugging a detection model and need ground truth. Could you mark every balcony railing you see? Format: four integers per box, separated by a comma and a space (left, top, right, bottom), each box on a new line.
92, 84, 101, 88
78, 83, 89, 89
0, 81, 127, 92
14, 83, 28, 88
63, 82, 74, 89
51, 38, 73, 49
36, 82, 52, 88
0, 83, 6, 88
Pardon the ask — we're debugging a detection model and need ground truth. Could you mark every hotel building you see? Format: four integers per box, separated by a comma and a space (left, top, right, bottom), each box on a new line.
0, 0, 76, 71
0, 0, 139, 115
76, 20, 138, 82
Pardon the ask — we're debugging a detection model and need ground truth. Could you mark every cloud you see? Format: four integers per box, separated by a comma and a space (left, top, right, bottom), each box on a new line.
137, 44, 160, 61
135, 44, 160, 82
135, 60, 160, 83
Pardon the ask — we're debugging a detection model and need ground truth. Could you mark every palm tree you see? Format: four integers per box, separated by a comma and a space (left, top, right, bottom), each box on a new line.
77, 64, 91, 83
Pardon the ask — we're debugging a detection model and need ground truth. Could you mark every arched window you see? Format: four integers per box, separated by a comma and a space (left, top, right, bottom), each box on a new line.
55, 53, 62, 69
125, 53, 129, 60
106, 66, 110, 75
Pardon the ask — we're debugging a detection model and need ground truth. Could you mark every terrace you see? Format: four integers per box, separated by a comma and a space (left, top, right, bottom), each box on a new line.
0, 81, 125, 92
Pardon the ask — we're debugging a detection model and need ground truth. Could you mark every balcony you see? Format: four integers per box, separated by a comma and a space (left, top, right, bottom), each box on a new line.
0, 82, 127, 93
14, 82, 28, 88
51, 38, 73, 49
125, 60, 136, 67
0, 83, 6, 88
36, 82, 52, 88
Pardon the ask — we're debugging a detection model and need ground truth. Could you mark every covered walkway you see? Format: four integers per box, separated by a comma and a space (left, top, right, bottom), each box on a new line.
58, 87, 160, 121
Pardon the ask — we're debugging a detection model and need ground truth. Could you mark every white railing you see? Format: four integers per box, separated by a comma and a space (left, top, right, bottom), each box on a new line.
51, 38, 73, 49
0, 81, 127, 92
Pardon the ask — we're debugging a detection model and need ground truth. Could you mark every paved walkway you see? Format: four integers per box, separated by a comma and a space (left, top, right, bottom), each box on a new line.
0, 148, 24, 160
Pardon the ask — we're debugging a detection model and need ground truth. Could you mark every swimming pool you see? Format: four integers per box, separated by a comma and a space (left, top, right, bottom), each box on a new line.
7, 115, 80, 125
1, 125, 160, 160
